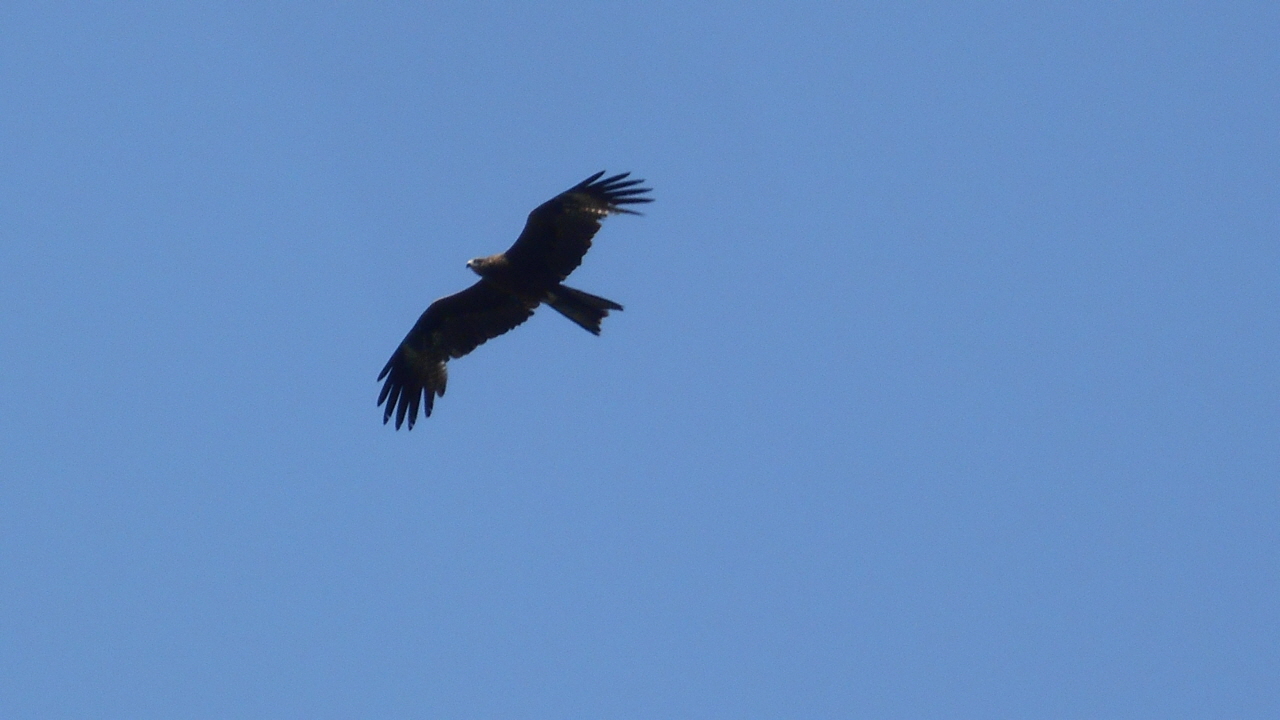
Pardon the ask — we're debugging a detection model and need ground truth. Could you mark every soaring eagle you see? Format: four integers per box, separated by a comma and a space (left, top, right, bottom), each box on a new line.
377, 171, 652, 429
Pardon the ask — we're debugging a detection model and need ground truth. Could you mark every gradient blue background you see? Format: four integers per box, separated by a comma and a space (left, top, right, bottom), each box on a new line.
2, 2, 1277, 717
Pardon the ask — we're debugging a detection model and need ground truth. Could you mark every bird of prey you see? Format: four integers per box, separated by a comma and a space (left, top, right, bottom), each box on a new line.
377, 171, 652, 429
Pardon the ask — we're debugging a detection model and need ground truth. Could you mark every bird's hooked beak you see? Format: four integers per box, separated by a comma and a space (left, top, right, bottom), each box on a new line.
465, 258, 478, 274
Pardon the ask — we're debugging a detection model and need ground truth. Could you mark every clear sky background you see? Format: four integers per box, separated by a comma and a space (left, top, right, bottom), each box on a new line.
2, 2, 1276, 717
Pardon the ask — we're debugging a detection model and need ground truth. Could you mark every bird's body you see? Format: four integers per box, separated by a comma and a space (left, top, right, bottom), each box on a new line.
377, 171, 651, 429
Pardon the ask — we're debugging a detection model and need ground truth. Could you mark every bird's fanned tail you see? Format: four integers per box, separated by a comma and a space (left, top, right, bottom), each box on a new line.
545, 285, 623, 335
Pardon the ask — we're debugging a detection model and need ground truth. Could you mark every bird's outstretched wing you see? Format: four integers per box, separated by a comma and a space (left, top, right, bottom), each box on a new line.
377, 281, 534, 429
503, 171, 652, 283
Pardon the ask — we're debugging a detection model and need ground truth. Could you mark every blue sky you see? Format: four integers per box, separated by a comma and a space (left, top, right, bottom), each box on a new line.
2, 2, 1277, 717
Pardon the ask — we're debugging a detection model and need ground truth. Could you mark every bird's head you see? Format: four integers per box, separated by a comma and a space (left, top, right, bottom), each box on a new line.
466, 255, 497, 276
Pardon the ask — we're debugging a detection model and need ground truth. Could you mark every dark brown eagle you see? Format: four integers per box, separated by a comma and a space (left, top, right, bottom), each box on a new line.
377, 171, 652, 429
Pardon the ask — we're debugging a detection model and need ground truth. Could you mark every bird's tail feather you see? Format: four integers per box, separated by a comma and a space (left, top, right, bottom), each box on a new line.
545, 284, 623, 335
